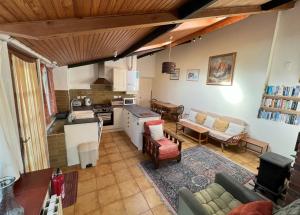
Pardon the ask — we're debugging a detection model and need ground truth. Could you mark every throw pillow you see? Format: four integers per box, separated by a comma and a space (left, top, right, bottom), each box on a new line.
213, 118, 229, 132
188, 110, 198, 122
149, 124, 164, 141
195, 113, 207, 124
229, 200, 273, 215
225, 123, 245, 136
203, 116, 216, 128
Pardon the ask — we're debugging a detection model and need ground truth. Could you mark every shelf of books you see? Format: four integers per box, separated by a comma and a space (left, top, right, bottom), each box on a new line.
258, 85, 300, 125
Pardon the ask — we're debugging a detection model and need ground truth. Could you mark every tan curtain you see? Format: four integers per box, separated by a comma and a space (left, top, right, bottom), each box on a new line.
11, 54, 48, 172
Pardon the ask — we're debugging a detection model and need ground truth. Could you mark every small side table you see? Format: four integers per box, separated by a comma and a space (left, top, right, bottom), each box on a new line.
241, 137, 269, 155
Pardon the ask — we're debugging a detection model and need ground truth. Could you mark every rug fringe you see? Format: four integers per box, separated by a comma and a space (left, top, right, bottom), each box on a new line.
138, 163, 177, 215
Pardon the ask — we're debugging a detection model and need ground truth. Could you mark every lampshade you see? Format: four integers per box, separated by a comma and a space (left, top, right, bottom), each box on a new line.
162, 62, 176, 74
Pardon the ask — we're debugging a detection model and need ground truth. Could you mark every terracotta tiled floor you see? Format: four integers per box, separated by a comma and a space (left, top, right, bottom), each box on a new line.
63, 122, 259, 215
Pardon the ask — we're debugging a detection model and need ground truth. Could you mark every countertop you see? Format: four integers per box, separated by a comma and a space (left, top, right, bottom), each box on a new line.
14, 168, 53, 215
64, 117, 99, 125
124, 105, 160, 118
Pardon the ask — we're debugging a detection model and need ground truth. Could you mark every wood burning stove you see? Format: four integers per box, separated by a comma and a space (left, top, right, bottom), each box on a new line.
254, 152, 293, 201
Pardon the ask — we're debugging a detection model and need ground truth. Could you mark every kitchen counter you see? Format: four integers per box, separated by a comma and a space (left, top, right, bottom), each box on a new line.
64, 117, 99, 125
124, 105, 160, 118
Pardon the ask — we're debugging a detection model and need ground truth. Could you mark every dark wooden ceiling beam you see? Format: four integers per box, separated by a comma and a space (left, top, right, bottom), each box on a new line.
0, 2, 294, 40
68, 56, 115, 68
261, 0, 294, 10
119, 0, 217, 58
171, 15, 249, 47
176, 0, 218, 18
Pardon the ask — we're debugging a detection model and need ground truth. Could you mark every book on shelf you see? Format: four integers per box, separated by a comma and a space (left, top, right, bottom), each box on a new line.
258, 108, 300, 125
261, 98, 299, 111
265, 85, 300, 97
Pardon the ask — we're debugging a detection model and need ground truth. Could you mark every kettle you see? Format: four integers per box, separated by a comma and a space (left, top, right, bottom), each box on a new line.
84, 97, 92, 106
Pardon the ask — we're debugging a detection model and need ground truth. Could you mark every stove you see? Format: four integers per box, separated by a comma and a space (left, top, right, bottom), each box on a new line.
93, 104, 113, 126
93, 104, 112, 113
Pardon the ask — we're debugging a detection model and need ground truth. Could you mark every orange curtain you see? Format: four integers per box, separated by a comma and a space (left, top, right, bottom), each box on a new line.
11, 54, 49, 172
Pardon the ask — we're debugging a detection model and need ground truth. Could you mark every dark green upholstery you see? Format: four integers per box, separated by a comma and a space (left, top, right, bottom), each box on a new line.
178, 173, 262, 215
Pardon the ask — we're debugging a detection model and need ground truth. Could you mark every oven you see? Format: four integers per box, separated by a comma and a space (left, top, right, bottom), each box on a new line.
93, 104, 113, 126
97, 112, 113, 126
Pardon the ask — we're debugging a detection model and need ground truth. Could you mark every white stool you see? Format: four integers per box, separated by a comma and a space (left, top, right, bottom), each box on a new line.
78, 141, 98, 169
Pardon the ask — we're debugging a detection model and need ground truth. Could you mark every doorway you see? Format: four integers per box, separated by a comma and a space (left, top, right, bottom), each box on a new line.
137, 78, 152, 108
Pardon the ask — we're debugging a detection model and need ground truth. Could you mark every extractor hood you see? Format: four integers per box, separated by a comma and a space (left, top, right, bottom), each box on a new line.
90, 62, 112, 90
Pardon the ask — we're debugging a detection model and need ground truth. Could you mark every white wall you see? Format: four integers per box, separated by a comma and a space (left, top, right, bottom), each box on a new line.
68, 64, 98, 89
137, 54, 156, 78
140, 9, 300, 157
269, 6, 300, 85
62, 56, 137, 89
53, 66, 69, 90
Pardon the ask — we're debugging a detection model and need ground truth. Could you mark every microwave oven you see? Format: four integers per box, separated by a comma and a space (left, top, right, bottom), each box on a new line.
123, 98, 136, 105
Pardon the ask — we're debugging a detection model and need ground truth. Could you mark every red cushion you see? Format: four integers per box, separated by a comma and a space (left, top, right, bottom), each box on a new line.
144, 120, 164, 135
157, 138, 179, 159
229, 201, 273, 215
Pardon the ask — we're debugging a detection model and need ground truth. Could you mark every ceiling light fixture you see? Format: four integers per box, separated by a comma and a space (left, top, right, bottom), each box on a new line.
162, 36, 176, 74
113, 50, 118, 58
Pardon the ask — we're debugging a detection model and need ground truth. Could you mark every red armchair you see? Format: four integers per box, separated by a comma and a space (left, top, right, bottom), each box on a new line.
143, 120, 184, 169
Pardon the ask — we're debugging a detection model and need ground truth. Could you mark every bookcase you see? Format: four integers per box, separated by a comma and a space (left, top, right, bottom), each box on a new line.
258, 85, 300, 125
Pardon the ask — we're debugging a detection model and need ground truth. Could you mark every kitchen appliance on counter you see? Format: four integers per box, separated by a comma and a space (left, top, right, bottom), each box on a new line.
111, 98, 124, 106
123, 97, 136, 105
93, 104, 113, 126
71, 99, 82, 107
84, 97, 92, 106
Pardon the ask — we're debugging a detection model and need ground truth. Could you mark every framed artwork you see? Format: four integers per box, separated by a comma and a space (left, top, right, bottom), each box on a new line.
207, 52, 237, 86
186, 69, 200, 81
170, 68, 180, 80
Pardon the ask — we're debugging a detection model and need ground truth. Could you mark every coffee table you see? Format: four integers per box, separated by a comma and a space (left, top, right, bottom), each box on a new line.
176, 121, 209, 144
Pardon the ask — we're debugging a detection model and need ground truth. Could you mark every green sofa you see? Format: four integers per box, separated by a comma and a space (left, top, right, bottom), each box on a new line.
178, 173, 300, 215
178, 173, 263, 215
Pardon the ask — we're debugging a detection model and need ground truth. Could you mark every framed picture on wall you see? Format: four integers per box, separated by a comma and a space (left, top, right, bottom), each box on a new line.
207, 52, 237, 86
170, 68, 180, 80
186, 69, 200, 81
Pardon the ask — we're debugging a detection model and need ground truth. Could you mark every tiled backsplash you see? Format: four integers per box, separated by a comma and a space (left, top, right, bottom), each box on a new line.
55, 90, 70, 112
69, 89, 135, 105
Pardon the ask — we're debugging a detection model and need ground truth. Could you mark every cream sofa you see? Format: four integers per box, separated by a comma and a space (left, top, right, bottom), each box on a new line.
180, 108, 248, 151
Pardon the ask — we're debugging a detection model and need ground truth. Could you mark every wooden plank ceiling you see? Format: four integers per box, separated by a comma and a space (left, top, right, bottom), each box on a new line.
0, 0, 295, 66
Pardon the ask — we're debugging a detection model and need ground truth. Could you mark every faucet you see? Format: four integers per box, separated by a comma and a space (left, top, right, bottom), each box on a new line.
70, 98, 76, 113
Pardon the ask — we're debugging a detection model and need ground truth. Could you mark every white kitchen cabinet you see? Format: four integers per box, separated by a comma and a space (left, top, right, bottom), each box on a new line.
113, 107, 123, 129
130, 116, 160, 150
64, 122, 99, 166
113, 68, 127, 91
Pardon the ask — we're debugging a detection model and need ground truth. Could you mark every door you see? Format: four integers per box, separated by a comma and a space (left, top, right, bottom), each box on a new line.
113, 68, 127, 91
10, 52, 48, 172
137, 78, 152, 108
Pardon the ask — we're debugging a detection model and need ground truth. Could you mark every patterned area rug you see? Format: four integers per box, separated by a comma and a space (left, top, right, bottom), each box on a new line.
140, 147, 254, 212
62, 171, 78, 208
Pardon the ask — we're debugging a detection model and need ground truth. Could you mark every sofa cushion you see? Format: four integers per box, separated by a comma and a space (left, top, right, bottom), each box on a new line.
194, 183, 242, 215
144, 120, 164, 135
225, 123, 245, 136
157, 138, 179, 159
273, 198, 300, 215
228, 200, 273, 215
209, 130, 233, 141
213, 118, 229, 132
188, 110, 198, 122
149, 124, 164, 141
203, 116, 216, 129
196, 113, 207, 124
